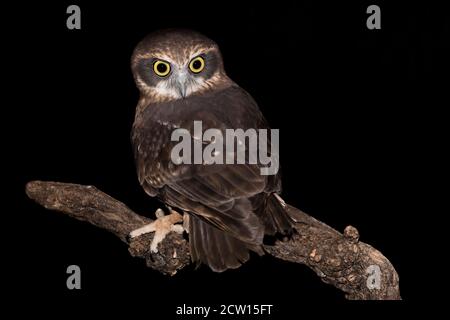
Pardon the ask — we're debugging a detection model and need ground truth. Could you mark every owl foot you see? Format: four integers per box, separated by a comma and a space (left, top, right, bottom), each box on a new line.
129, 208, 184, 253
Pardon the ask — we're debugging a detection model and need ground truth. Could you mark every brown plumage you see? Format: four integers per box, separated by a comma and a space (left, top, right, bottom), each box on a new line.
131, 29, 293, 272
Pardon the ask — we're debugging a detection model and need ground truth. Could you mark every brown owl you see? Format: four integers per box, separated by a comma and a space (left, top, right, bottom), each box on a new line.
129, 29, 293, 272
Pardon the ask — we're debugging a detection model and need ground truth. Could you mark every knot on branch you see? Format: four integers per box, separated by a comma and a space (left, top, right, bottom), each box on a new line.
344, 225, 359, 243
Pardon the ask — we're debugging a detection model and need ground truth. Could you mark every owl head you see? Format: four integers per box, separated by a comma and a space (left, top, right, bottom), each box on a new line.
131, 29, 232, 102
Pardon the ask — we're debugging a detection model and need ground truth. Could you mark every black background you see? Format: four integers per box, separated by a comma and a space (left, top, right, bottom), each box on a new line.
5, 0, 448, 315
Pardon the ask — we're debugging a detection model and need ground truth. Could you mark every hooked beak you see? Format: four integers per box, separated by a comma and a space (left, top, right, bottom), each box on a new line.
176, 72, 188, 98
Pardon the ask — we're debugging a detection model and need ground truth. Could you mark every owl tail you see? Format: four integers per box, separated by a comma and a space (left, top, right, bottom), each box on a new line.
189, 215, 263, 272
188, 194, 295, 272
254, 193, 295, 236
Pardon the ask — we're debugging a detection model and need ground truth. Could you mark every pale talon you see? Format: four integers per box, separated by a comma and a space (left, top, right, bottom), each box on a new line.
129, 208, 183, 253
183, 213, 190, 233
155, 208, 165, 218
171, 224, 184, 234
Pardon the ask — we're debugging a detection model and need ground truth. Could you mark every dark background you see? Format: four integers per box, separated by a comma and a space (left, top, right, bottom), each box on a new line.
5, 0, 448, 314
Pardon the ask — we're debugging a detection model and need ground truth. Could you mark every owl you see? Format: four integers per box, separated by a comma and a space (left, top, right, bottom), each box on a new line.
129, 29, 293, 272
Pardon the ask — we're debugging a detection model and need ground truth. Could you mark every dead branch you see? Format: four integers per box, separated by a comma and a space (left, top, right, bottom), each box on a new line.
25, 180, 400, 300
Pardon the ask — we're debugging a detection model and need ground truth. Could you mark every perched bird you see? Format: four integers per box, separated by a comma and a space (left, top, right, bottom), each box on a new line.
129, 29, 294, 272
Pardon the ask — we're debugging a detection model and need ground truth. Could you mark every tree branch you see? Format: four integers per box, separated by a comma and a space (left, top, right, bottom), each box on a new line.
25, 180, 400, 300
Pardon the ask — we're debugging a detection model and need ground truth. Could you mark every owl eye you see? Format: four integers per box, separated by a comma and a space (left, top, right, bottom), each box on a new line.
153, 60, 171, 77
189, 56, 205, 74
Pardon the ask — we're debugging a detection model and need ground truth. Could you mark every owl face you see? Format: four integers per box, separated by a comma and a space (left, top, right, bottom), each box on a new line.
132, 30, 231, 102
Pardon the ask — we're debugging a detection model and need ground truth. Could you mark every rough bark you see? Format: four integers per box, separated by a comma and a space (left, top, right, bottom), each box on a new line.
25, 180, 401, 300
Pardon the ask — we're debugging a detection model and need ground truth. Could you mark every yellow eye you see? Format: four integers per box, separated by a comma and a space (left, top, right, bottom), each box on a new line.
153, 60, 171, 77
189, 56, 205, 73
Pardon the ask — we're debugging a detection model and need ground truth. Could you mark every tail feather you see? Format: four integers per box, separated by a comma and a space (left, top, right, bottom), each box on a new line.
190, 215, 260, 272
253, 193, 294, 235
189, 215, 262, 272
189, 193, 293, 272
